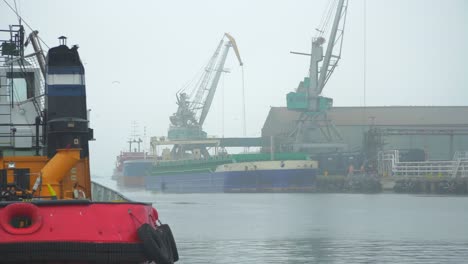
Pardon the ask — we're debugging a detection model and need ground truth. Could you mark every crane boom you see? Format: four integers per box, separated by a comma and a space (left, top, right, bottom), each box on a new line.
168, 33, 242, 142
317, 0, 347, 93
198, 40, 231, 126
190, 39, 224, 113
198, 33, 243, 125
224, 33, 243, 66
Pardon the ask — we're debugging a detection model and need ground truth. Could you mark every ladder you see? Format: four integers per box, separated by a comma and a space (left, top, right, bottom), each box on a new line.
0, 54, 13, 147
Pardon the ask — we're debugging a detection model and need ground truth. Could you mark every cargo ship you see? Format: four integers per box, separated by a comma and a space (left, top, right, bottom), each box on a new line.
112, 137, 154, 188
0, 24, 177, 263
145, 152, 318, 193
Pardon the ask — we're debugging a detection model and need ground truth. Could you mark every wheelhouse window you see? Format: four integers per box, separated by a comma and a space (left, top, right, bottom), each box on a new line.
6, 72, 35, 102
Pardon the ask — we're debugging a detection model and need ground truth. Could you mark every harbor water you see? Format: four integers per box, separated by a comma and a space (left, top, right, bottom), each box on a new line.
97, 179, 468, 263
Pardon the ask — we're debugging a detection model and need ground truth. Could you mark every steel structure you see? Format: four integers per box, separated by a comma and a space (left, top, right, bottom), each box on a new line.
168, 33, 242, 158
0, 25, 45, 151
286, 0, 349, 152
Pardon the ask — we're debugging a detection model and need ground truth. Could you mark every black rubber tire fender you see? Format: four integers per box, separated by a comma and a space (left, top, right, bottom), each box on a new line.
158, 224, 179, 262
156, 227, 174, 263
137, 223, 173, 264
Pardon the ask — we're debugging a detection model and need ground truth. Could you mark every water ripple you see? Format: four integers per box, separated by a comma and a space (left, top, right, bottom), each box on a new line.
109, 189, 468, 264
176, 239, 468, 263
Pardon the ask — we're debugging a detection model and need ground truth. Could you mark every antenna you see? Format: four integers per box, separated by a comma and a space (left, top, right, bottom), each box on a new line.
130, 121, 140, 139
143, 126, 147, 157
128, 121, 141, 152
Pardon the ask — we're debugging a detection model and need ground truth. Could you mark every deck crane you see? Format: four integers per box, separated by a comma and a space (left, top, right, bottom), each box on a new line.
168, 33, 242, 158
286, 0, 349, 151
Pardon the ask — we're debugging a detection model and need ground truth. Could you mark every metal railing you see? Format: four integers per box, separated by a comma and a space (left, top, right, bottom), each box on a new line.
378, 150, 468, 178
91, 181, 131, 202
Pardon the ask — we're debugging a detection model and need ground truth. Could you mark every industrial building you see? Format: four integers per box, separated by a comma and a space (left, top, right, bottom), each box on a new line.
262, 106, 468, 173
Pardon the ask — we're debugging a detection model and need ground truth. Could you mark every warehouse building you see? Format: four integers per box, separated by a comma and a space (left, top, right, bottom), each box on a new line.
262, 106, 468, 173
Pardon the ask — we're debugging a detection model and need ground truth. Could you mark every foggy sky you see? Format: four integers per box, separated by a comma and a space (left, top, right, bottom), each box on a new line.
1, 0, 467, 176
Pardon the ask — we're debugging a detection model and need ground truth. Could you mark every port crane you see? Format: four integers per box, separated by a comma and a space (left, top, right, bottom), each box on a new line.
168, 33, 243, 158
286, 0, 349, 152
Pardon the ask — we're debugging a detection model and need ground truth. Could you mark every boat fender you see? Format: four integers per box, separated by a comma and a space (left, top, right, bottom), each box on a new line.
158, 223, 179, 262
137, 223, 176, 264
0, 203, 43, 235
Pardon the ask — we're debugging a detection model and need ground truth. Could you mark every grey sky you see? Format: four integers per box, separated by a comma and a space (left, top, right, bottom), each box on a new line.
1, 0, 467, 176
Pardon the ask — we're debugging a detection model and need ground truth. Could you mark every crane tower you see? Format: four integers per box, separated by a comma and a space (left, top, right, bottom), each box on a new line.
286, 0, 349, 152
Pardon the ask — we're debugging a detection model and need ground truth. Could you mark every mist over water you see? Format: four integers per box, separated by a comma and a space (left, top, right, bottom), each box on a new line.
97, 178, 468, 263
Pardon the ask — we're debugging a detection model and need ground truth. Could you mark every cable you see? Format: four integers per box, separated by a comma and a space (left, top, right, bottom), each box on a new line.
316, 0, 339, 39
221, 74, 225, 138
241, 65, 247, 152
2, 0, 50, 49
17, 0, 21, 20
13, 0, 20, 23
324, 0, 339, 37
316, 0, 333, 36
363, 0, 367, 108
363, 0, 368, 127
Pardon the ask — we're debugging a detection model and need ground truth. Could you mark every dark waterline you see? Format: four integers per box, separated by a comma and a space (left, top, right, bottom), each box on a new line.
97, 179, 468, 263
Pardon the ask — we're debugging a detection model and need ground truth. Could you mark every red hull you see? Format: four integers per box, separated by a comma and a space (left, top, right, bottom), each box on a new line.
0, 200, 177, 263
0, 201, 156, 242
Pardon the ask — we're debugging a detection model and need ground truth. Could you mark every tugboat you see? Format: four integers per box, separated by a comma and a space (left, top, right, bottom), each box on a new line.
0, 24, 178, 263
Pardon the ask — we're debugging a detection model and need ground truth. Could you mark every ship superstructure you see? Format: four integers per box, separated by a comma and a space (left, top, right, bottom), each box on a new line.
113, 133, 155, 188
0, 24, 178, 263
